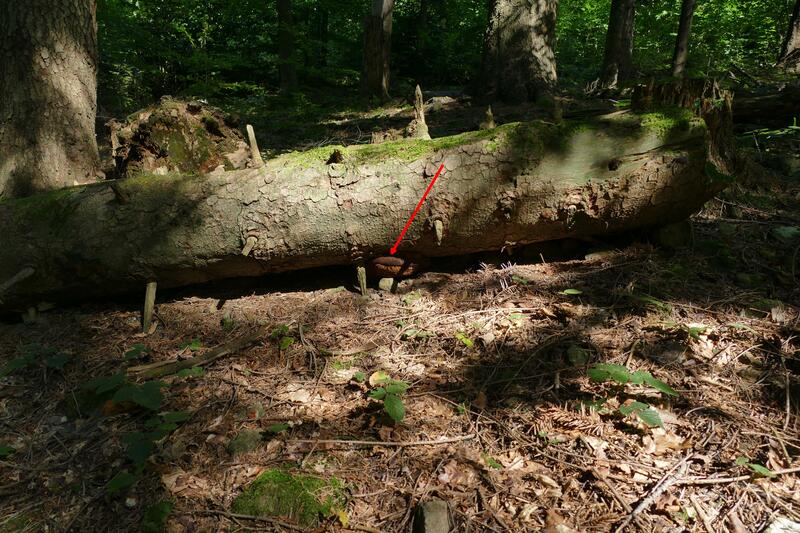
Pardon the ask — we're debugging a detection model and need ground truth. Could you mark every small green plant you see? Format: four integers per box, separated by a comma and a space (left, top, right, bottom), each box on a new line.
0, 343, 70, 377
735, 456, 775, 477
586, 363, 678, 428
368, 372, 410, 423
124, 343, 151, 361
455, 331, 474, 348
180, 339, 202, 352
269, 324, 296, 350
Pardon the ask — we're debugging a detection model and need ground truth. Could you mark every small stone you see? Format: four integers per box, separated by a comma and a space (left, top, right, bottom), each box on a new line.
378, 278, 396, 292
125, 497, 138, 509
413, 499, 450, 533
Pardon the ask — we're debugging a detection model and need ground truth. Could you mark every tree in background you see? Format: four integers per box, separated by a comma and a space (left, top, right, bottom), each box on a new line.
671, 0, 698, 77
0, 0, 100, 199
597, 0, 636, 90
481, 0, 558, 103
777, 0, 800, 72
362, 0, 395, 100
278, 0, 298, 91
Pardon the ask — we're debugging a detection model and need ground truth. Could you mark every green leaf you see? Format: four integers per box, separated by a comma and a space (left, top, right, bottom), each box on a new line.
635, 407, 664, 428
352, 371, 366, 383
0, 355, 36, 377
107, 470, 137, 494
44, 353, 70, 370
266, 423, 290, 434
385, 381, 410, 395
483, 454, 503, 469
629, 370, 650, 385
124, 344, 150, 360
123, 436, 155, 466
402, 291, 422, 305
161, 411, 191, 423
511, 275, 529, 285
181, 339, 202, 352
588, 363, 631, 384
383, 393, 405, 422
772, 226, 800, 242
176, 366, 204, 378
112, 381, 165, 411
141, 501, 173, 533
735, 456, 749, 466
560, 288, 583, 295
369, 388, 387, 400
643, 374, 679, 397
279, 336, 295, 350
455, 332, 474, 348
747, 463, 775, 477
82, 372, 126, 394
269, 324, 290, 339
0, 444, 15, 458
619, 401, 650, 416
567, 345, 589, 366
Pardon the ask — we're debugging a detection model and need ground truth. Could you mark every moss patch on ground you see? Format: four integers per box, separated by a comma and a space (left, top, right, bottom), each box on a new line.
231, 468, 346, 526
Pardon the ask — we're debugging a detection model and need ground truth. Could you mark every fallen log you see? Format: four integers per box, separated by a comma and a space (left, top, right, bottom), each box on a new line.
0, 103, 737, 310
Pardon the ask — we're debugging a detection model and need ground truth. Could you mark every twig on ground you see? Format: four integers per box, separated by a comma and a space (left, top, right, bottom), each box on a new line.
193, 509, 305, 531
127, 329, 265, 379
677, 465, 800, 485
290, 435, 474, 448
614, 453, 693, 532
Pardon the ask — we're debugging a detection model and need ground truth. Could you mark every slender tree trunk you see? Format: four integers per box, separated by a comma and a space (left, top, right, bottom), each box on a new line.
481, 0, 558, 103
362, 0, 395, 100
277, 0, 298, 91
671, 0, 697, 77
777, 0, 800, 73
0, 0, 100, 200
598, 0, 636, 90
315, 7, 329, 67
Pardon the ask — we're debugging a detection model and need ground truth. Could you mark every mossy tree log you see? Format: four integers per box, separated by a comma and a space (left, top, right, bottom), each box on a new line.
0, 107, 735, 310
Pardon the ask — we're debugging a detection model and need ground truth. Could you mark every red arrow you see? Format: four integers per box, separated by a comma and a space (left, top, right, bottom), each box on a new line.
390, 163, 445, 255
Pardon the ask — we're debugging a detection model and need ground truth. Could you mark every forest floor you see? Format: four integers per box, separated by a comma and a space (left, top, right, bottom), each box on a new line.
1, 88, 799, 533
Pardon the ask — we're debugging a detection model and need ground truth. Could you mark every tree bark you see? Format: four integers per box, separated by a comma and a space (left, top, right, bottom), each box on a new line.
277, 0, 298, 91
598, 0, 636, 90
362, 0, 395, 100
481, 0, 558, 103
0, 0, 100, 200
671, 0, 697, 77
0, 104, 736, 311
777, 0, 800, 73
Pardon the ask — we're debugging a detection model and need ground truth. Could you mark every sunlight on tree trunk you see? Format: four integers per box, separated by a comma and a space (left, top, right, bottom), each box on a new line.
362, 0, 394, 100
671, 0, 697, 77
481, 0, 558, 103
0, 0, 100, 199
598, 0, 635, 90
777, 0, 800, 73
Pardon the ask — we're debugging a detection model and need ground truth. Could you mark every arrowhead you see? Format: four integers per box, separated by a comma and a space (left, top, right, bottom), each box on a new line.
389, 247, 397, 255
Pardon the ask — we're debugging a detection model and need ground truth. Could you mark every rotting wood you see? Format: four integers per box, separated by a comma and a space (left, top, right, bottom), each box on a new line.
0, 92, 740, 311
246, 124, 265, 168
127, 329, 264, 379
142, 281, 157, 332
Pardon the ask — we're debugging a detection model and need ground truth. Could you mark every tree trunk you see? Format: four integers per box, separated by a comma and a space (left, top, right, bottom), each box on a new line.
315, 6, 329, 68
598, 0, 636, 90
671, 0, 697, 77
362, 0, 394, 100
777, 0, 800, 73
0, 103, 736, 311
0, 0, 100, 200
481, 0, 558, 103
277, 0, 297, 91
